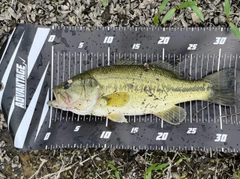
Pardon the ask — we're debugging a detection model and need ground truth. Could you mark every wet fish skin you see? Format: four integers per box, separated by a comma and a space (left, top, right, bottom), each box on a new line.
48, 62, 237, 125
48, 76, 100, 115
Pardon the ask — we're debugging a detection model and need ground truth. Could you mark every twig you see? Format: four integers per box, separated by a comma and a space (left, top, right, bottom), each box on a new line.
193, 104, 209, 118
164, 152, 179, 179
87, 149, 99, 169
56, 161, 78, 179
38, 153, 99, 179
219, 112, 240, 118
73, 166, 78, 179
214, 155, 219, 179
86, 149, 102, 179
98, 168, 114, 179
177, 152, 194, 172
29, 158, 48, 179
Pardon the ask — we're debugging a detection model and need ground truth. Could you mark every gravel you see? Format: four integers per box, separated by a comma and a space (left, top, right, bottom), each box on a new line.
0, 0, 240, 178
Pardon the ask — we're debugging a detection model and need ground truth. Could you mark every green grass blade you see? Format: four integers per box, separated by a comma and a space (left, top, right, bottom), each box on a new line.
174, 158, 183, 165
108, 162, 117, 170
144, 163, 169, 179
115, 171, 121, 179
224, 0, 230, 19
153, 15, 159, 25
146, 163, 158, 173
108, 162, 121, 179
229, 22, 240, 40
158, 0, 169, 13
191, 5, 204, 21
102, 0, 108, 6
238, 171, 240, 179
146, 172, 152, 179
144, 164, 157, 179
154, 163, 169, 170
178, 1, 197, 9
161, 8, 176, 24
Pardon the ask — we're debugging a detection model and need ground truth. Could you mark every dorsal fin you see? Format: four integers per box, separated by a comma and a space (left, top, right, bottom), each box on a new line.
149, 61, 184, 79
149, 61, 175, 71
115, 59, 184, 78
115, 57, 141, 65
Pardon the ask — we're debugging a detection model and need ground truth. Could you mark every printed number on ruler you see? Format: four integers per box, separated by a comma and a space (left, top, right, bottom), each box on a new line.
44, 132, 51, 140
130, 127, 139, 134
156, 132, 168, 141
48, 35, 56, 42
187, 44, 198, 50
158, 37, 170, 44
103, 36, 114, 44
187, 128, 197, 134
214, 134, 228, 142
132, 43, 141, 49
213, 37, 227, 45
74, 126, 81, 132
100, 131, 112, 139
78, 42, 84, 48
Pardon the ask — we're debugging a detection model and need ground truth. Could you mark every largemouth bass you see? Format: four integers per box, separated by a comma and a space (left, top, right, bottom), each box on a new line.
48, 61, 237, 125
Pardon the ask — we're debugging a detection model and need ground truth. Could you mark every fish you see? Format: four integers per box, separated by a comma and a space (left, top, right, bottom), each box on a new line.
47, 60, 237, 125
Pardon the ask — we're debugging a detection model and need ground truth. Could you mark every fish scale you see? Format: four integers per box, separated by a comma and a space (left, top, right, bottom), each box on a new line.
0, 24, 240, 151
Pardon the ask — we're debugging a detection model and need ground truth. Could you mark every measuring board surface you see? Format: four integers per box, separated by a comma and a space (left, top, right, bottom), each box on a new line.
0, 24, 240, 152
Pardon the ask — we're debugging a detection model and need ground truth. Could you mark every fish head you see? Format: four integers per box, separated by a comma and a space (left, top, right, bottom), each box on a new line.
48, 78, 100, 112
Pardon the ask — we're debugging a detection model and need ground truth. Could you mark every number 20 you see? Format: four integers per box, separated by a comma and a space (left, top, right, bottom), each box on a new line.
156, 132, 168, 140
158, 37, 170, 44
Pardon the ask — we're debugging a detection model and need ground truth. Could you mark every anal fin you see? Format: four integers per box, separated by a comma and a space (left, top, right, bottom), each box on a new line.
154, 106, 186, 125
107, 113, 128, 123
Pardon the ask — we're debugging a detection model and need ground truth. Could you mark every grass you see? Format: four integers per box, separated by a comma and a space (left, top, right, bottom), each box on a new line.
102, 0, 108, 7
0, 2, 9, 13
153, 0, 240, 40
154, 0, 204, 25
224, 0, 240, 40
144, 163, 168, 179
101, 0, 240, 39
108, 162, 121, 179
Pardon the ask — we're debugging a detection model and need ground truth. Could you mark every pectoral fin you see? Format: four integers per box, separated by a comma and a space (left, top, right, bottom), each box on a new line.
107, 113, 128, 123
154, 106, 186, 125
103, 92, 130, 107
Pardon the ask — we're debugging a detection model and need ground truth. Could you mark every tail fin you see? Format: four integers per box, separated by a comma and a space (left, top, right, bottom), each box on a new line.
204, 68, 237, 106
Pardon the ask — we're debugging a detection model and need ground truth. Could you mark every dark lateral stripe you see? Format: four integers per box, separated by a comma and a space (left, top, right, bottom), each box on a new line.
165, 86, 207, 92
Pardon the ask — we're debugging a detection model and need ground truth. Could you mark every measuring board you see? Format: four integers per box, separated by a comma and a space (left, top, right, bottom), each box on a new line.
0, 24, 240, 152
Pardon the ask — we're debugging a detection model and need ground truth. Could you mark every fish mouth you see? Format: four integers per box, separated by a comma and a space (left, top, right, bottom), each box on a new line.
58, 92, 71, 104
47, 89, 72, 109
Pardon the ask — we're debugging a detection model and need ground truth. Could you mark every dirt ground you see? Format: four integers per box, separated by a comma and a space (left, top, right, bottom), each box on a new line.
1, 0, 240, 178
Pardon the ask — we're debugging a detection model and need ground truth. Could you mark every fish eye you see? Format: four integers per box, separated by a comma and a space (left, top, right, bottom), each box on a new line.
63, 82, 71, 89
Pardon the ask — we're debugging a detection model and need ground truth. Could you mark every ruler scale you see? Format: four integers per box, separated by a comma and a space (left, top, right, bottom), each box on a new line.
0, 24, 240, 151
